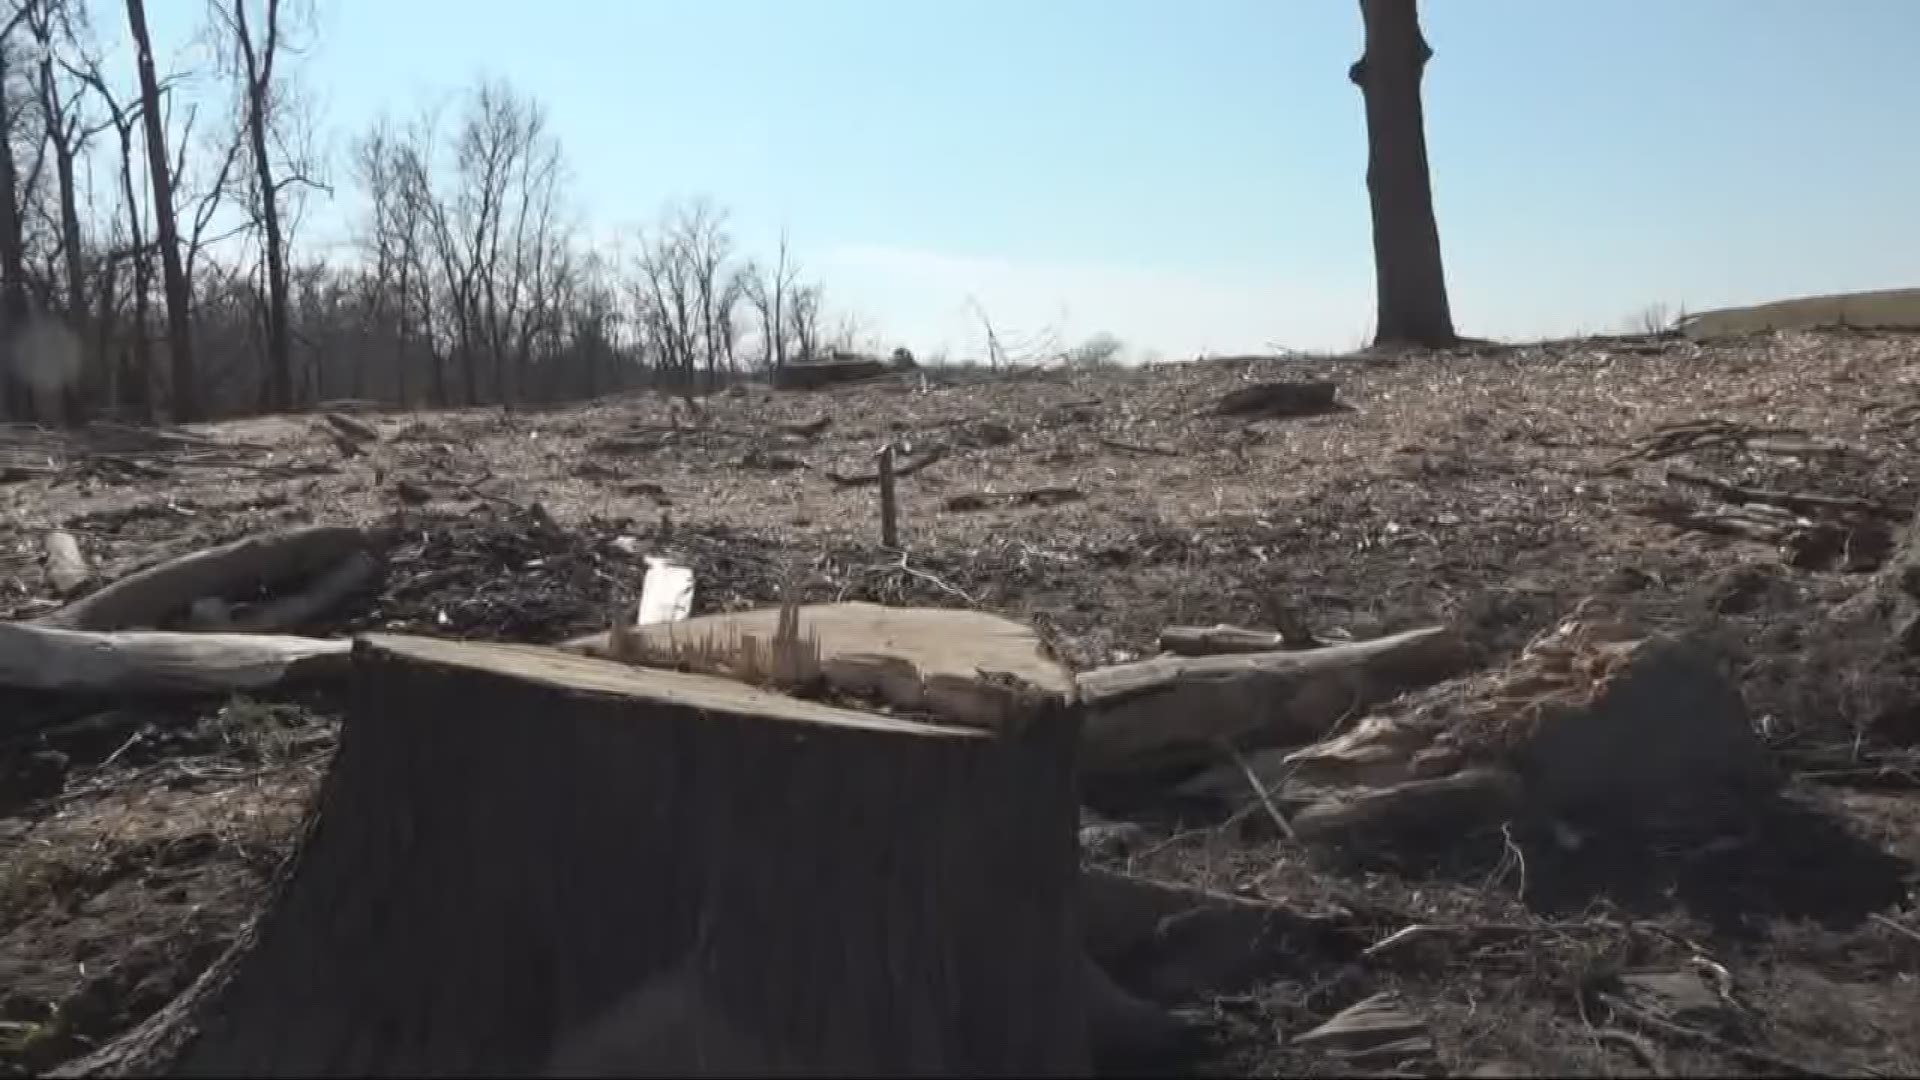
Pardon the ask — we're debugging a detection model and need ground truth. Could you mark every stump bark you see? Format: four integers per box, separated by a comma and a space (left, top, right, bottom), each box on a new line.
65, 634, 1086, 1077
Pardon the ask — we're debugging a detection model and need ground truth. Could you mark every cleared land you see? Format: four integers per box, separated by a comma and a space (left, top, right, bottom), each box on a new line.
4, 326, 1920, 1076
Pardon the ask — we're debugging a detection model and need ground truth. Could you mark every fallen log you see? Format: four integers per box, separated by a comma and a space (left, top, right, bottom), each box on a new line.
0, 622, 352, 699
770, 356, 889, 391
56, 635, 1087, 1076
1208, 379, 1340, 420
322, 412, 380, 445
37, 525, 376, 632
1076, 625, 1470, 779
1288, 768, 1525, 852
1098, 437, 1180, 457
186, 551, 385, 634
1159, 623, 1300, 656
780, 415, 833, 438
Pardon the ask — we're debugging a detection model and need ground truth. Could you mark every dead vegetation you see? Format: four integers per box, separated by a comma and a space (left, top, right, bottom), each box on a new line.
2, 328, 1920, 1076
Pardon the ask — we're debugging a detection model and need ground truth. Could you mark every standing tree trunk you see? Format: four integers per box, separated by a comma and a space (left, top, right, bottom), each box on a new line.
125, 0, 199, 421
0, 26, 31, 421
56, 635, 1089, 1077
36, 32, 93, 425
1350, 0, 1457, 349
232, 0, 293, 414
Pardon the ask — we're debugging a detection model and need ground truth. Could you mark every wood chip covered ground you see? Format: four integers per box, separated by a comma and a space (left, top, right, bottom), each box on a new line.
4, 328, 1920, 1077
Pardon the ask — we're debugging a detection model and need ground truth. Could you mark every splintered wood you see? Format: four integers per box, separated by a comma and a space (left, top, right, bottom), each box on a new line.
573, 601, 1077, 733
606, 595, 825, 695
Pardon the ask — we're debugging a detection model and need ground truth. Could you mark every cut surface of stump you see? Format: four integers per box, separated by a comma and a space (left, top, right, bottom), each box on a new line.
63, 634, 1086, 1077
566, 601, 1076, 731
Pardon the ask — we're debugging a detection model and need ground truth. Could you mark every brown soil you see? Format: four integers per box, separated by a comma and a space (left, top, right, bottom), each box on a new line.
4, 329, 1920, 1076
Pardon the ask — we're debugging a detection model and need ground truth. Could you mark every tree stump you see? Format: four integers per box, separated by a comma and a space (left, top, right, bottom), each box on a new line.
62, 634, 1086, 1077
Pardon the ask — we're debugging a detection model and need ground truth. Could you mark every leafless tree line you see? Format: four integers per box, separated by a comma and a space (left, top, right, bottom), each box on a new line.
0, 0, 854, 425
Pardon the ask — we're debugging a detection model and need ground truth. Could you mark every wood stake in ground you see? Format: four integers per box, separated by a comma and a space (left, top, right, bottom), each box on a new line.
877, 441, 900, 547
58, 635, 1087, 1076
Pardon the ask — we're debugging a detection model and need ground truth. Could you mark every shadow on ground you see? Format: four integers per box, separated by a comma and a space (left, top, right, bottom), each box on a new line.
1517, 790, 1914, 935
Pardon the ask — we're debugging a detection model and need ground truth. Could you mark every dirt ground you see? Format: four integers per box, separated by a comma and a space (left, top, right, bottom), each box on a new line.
3, 329, 1920, 1076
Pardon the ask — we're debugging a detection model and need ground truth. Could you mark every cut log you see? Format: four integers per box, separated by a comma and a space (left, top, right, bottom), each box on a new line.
565, 601, 1076, 732
1076, 626, 1469, 779
183, 552, 385, 634
780, 415, 833, 438
0, 623, 351, 700
42, 530, 90, 596
1288, 768, 1525, 852
58, 635, 1086, 1077
1208, 380, 1341, 420
322, 412, 380, 445
1159, 624, 1295, 656
37, 525, 377, 632
770, 356, 889, 391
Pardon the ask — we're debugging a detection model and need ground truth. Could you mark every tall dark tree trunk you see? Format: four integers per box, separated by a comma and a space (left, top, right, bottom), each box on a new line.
39, 49, 92, 425
1350, 0, 1457, 349
126, 0, 199, 421
0, 33, 31, 421
392, 256, 411, 407
234, 0, 293, 413
120, 143, 155, 424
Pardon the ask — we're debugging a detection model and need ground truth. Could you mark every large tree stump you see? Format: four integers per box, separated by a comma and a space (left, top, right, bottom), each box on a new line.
62, 635, 1086, 1077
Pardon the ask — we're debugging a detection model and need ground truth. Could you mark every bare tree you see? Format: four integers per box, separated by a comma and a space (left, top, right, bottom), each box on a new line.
67, 44, 153, 420
627, 198, 742, 391
740, 230, 799, 372
214, 0, 308, 411
789, 282, 821, 362
124, 0, 198, 418
26, 0, 107, 421
1350, 0, 1456, 348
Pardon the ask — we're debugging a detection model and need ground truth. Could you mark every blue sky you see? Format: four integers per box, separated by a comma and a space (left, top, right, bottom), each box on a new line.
143, 0, 1920, 358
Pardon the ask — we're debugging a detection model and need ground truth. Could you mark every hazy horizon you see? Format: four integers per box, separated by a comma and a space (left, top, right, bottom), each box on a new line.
133, 0, 1920, 363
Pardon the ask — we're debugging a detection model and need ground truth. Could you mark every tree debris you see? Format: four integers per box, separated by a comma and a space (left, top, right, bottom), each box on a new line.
823, 444, 946, 486
35, 525, 382, 632
944, 487, 1083, 512
1076, 625, 1469, 779
1209, 379, 1341, 420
